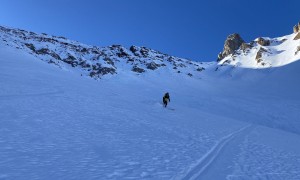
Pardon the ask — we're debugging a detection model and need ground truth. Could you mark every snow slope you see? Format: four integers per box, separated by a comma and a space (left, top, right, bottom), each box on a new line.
1, 27, 300, 179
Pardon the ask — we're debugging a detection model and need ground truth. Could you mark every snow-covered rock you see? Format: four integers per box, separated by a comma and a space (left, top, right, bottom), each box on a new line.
217, 33, 245, 61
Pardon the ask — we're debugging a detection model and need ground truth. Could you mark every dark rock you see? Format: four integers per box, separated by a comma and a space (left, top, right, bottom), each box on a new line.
187, 73, 193, 77
240, 42, 253, 52
81, 48, 88, 53
67, 55, 76, 61
146, 62, 160, 70
25, 43, 35, 51
217, 33, 245, 61
92, 50, 100, 54
111, 44, 121, 48
255, 47, 267, 62
132, 66, 145, 73
48, 59, 57, 65
127, 58, 134, 63
104, 57, 115, 66
178, 63, 186, 68
257, 59, 263, 63
129, 45, 142, 57
58, 36, 66, 39
63, 55, 77, 67
92, 64, 97, 70
79, 61, 91, 68
35, 48, 61, 60
89, 71, 98, 78
29, 31, 37, 36
177, 58, 184, 62
257, 37, 270, 46
167, 57, 175, 63
89, 64, 116, 77
49, 52, 61, 60
196, 67, 205, 72
116, 48, 129, 58
97, 67, 116, 75
35, 48, 49, 55
129, 45, 138, 53
140, 47, 149, 57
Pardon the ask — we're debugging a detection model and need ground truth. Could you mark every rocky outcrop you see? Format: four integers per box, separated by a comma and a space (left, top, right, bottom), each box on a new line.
257, 37, 270, 46
132, 66, 145, 73
25, 43, 36, 51
187, 73, 193, 77
35, 48, 62, 61
146, 62, 160, 70
294, 32, 300, 40
89, 67, 116, 78
217, 33, 244, 61
196, 67, 205, 72
63, 54, 77, 67
240, 42, 253, 52
293, 22, 300, 33
255, 47, 267, 63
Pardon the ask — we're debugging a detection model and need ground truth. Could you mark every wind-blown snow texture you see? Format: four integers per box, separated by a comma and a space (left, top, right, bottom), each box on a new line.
0, 26, 300, 180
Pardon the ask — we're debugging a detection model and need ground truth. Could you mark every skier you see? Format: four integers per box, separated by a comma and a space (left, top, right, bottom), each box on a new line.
163, 92, 170, 107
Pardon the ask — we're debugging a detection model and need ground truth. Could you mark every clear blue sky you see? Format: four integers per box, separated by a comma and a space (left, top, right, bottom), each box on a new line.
0, 0, 299, 61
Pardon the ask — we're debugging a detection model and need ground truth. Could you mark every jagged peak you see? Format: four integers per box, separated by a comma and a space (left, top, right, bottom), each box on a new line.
217, 33, 245, 61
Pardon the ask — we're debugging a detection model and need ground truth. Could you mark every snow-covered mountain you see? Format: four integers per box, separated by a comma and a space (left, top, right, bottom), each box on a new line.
1, 24, 300, 180
0, 25, 209, 80
216, 24, 300, 70
1, 24, 300, 80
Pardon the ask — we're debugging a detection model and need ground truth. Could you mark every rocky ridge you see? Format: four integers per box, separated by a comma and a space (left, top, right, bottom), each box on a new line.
0, 26, 207, 79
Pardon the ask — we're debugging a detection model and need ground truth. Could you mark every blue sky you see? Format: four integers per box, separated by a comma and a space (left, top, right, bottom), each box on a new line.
0, 0, 299, 61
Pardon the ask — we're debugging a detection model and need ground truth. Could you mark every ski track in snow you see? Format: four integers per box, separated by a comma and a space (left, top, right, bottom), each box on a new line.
176, 125, 254, 180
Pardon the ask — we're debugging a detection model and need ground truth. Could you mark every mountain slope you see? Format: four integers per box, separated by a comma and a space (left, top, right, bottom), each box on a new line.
0, 25, 300, 179
0, 25, 209, 80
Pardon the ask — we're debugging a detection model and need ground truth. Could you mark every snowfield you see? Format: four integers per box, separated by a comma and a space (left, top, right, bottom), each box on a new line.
0, 30, 300, 180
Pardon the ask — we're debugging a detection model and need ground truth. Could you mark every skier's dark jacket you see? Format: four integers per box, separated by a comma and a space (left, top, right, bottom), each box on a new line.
163, 93, 170, 106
